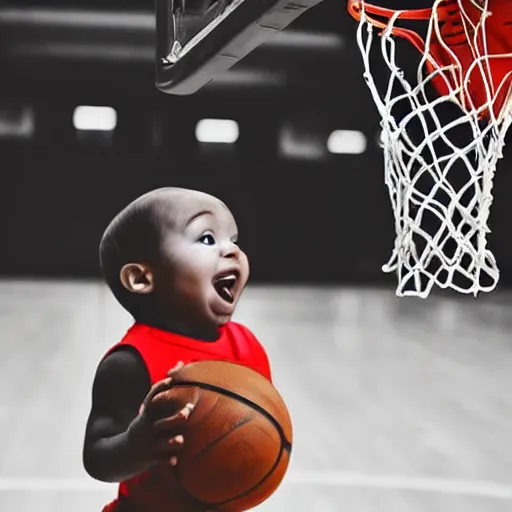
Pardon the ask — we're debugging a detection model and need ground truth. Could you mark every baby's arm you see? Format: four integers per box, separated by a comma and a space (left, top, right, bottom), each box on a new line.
83, 349, 210, 511
83, 348, 193, 482
82, 347, 154, 482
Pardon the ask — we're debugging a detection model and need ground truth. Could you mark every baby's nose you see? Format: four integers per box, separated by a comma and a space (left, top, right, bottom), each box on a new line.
221, 241, 240, 259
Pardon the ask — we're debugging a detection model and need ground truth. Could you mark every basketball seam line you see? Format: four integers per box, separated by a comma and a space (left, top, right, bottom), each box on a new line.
171, 381, 292, 450
213, 443, 286, 506
185, 412, 254, 464
171, 381, 291, 506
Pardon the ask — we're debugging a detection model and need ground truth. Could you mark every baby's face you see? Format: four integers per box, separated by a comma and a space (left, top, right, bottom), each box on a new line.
154, 192, 249, 338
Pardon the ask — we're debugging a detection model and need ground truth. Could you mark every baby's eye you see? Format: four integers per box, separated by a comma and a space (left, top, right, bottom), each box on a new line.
198, 233, 216, 246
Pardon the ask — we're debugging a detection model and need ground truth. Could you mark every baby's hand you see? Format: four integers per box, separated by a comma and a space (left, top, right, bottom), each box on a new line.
128, 361, 197, 467
138, 361, 187, 416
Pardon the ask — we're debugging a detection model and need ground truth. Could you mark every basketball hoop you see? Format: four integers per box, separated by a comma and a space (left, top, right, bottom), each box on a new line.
347, 0, 512, 298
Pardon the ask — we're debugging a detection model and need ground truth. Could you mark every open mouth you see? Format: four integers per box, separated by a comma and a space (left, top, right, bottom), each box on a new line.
213, 271, 239, 304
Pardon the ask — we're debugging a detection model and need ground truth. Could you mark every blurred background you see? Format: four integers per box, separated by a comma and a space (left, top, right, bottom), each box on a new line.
1, 0, 511, 284
0, 1, 512, 511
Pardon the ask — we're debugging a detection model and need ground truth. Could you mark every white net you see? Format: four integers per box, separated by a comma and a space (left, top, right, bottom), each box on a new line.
353, 0, 512, 298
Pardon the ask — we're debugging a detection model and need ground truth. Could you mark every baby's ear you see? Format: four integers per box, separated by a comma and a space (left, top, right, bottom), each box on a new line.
119, 263, 154, 294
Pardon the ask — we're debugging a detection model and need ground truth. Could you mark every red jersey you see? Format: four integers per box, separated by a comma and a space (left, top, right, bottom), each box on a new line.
102, 321, 272, 512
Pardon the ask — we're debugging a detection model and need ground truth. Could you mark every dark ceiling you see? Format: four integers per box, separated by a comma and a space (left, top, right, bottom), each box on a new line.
3, 1, 512, 288
0, 0, 435, 104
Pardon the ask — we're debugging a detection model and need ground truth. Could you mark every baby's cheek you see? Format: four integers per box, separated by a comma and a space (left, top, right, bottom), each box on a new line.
240, 252, 250, 278
179, 256, 215, 286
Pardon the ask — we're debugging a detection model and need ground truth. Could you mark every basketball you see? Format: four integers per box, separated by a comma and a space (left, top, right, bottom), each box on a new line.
145, 360, 293, 512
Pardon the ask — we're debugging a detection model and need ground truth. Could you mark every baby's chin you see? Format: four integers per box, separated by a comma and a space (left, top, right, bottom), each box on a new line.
206, 307, 237, 336
211, 308, 235, 326
215, 314, 233, 327
209, 290, 240, 319
197, 304, 234, 335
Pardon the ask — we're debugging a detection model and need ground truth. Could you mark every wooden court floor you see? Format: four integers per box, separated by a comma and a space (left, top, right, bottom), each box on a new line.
0, 279, 511, 511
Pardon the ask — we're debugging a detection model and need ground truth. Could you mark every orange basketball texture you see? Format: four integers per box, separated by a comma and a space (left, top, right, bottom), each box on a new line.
146, 360, 293, 512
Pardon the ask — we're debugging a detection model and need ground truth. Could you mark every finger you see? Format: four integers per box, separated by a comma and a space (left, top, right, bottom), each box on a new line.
153, 434, 184, 462
153, 434, 185, 458
166, 360, 185, 377
152, 402, 195, 433
150, 385, 200, 428
139, 377, 175, 415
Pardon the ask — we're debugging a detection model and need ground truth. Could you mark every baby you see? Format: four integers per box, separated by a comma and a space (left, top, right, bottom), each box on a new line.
82, 187, 272, 511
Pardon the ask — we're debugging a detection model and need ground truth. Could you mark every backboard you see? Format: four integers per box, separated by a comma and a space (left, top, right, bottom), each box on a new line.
155, 0, 324, 94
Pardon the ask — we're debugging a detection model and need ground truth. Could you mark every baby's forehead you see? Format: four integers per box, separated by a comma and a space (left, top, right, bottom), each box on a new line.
155, 191, 232, 228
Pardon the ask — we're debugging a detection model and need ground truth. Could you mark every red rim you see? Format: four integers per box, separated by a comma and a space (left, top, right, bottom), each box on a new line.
347, 0, 512, 120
